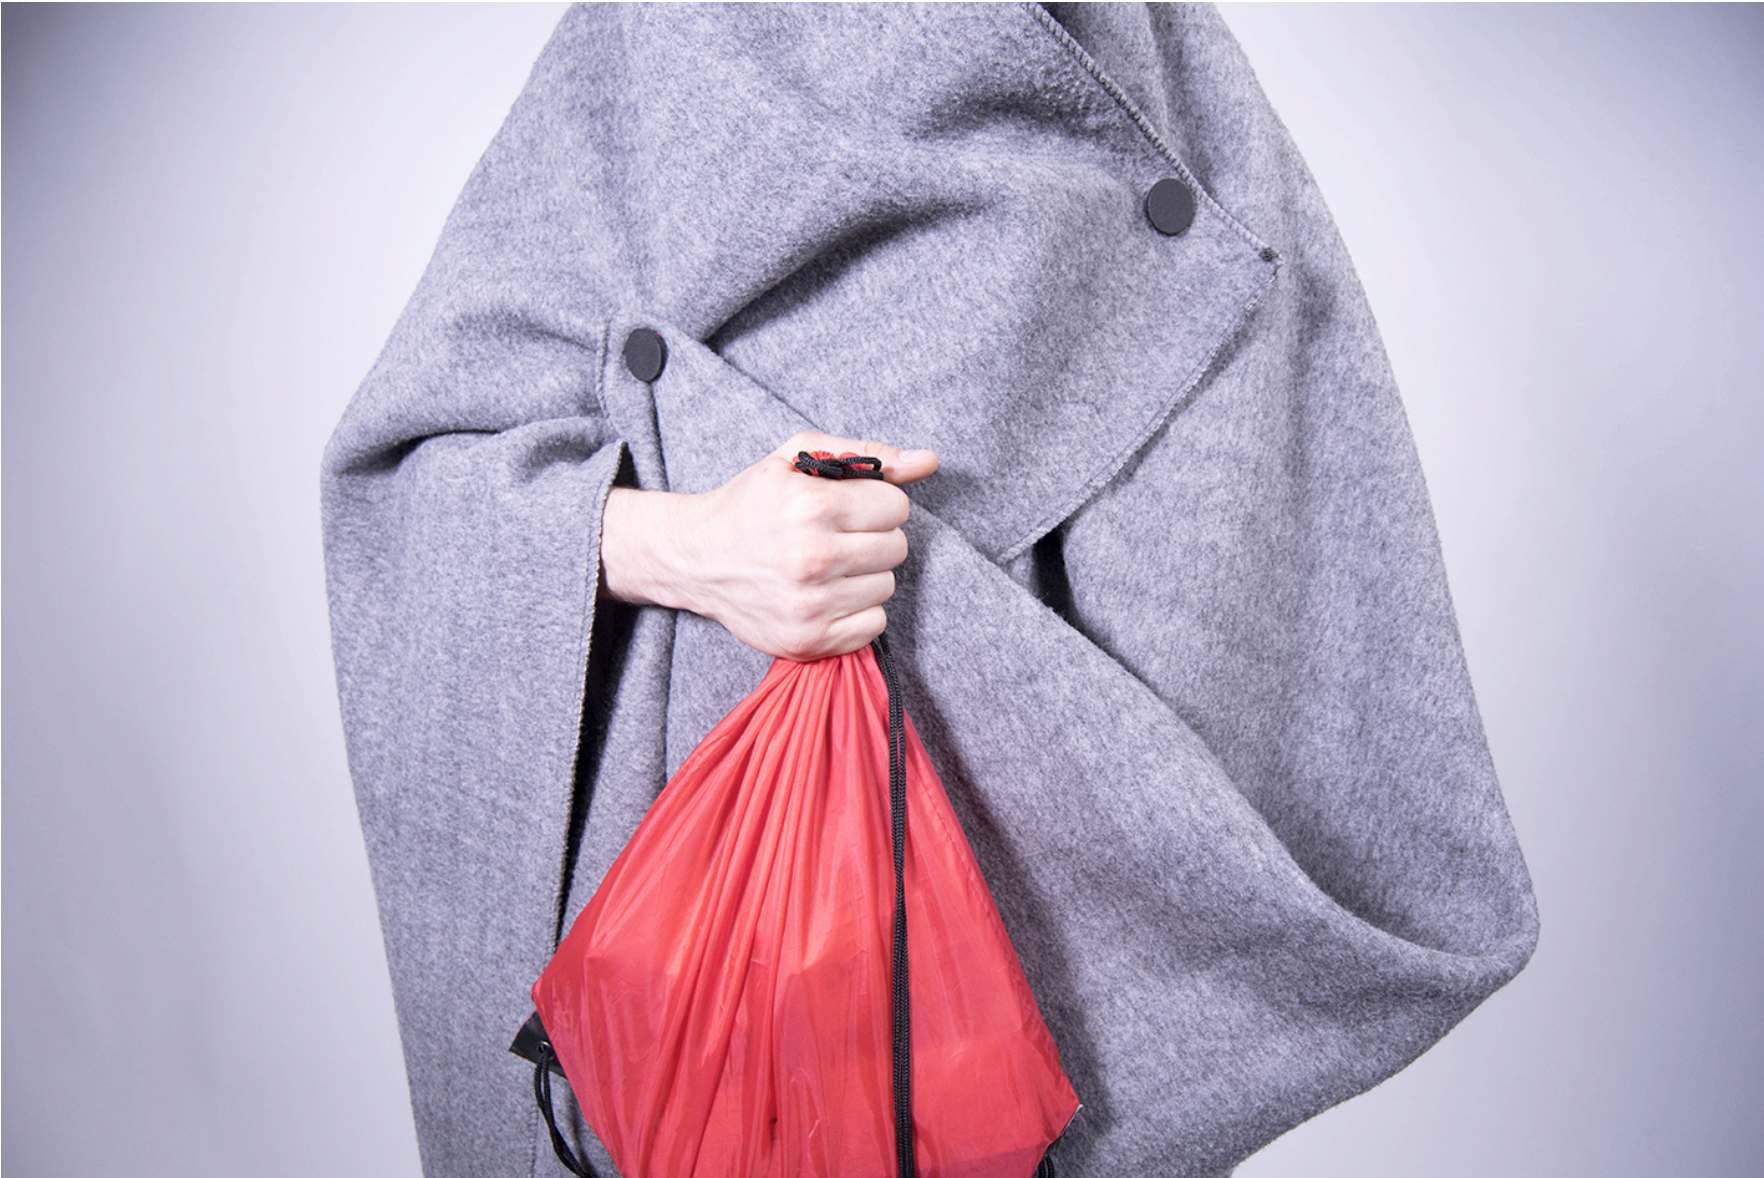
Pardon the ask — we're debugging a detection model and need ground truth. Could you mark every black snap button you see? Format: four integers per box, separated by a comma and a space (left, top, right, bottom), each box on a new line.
1145, 178, 1196, 237
622, 328, 667, 382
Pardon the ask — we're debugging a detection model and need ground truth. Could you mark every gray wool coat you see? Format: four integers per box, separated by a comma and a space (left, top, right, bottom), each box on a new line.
322, 5, 1539, 1177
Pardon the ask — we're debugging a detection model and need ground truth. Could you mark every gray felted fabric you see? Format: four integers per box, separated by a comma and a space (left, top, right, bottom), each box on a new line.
321, 5, 1538, 1177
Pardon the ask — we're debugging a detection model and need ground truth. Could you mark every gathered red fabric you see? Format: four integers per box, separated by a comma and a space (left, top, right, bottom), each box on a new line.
532, 645, 1079, 1178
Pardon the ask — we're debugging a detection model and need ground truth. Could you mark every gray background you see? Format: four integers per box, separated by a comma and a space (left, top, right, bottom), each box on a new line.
3, 5, 1759, 1176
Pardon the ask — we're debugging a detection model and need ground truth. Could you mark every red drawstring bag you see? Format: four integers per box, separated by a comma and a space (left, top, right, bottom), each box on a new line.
516, 454, 1079, 1178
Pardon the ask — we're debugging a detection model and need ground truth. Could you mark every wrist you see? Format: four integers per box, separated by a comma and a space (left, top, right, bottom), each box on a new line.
599, 487, 702, 612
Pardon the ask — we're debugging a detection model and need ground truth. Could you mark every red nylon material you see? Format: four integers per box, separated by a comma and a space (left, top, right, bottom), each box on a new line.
534, 646, 1079, 1178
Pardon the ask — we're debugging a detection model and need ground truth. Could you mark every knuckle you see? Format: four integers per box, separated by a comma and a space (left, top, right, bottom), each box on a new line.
783, 544, 832, 584
782, 588, 823, 627
858, 482, 908, 526
884, 530, 909, 567
858, 608, 888, 644
884, 486, 911, 524
783, 486, 834, 529
778, 619, 829, 662
806, 492, 839, 527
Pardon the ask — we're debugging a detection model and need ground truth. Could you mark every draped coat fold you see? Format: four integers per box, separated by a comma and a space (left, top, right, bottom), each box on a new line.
322, 5, 1538, 1175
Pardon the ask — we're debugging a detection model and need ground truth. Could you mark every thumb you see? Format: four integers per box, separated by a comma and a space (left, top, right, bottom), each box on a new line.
773, 432, 940, 486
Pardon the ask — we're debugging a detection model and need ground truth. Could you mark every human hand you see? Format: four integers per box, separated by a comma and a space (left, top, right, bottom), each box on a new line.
599, 432, 938, 661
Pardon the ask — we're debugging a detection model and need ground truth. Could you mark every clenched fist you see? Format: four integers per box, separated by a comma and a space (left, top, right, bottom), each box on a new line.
599, 432, 939, 661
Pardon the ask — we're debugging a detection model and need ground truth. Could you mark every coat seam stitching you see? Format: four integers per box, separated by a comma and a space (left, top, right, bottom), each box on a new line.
1020, 1, 1276, 259
995, 257, 1281, 564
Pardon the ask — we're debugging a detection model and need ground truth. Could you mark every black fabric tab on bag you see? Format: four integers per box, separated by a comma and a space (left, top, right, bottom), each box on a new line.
510, 1010, 567, 1078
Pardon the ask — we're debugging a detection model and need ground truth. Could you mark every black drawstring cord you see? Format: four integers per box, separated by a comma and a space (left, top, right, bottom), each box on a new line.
793, 451, 884, 480
533, 1040, 594, 1177
798, 448, 912, 1176
871, 632, 915, 1178
796, 446, 913, 1177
